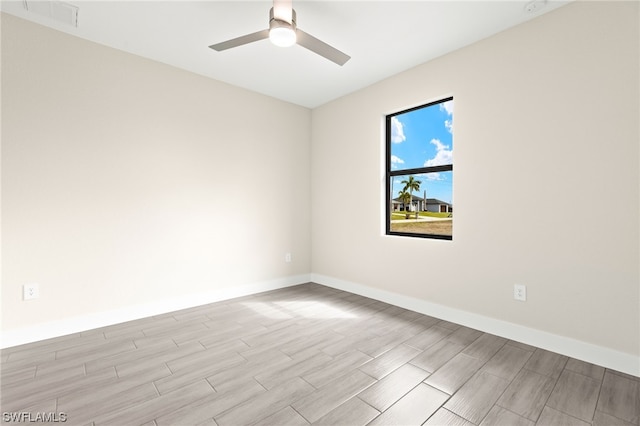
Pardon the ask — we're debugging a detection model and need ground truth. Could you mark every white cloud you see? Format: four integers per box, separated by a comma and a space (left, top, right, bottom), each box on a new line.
391, 116, 406, 143
416, 172, 442, 181
391, 155, 404, 164
430, 138, 448, 152
425, 149, 453, 167
424, 138, 453, 167
440, 101, 453, 133
390, 155, 404, 170
440, 100, 453, 116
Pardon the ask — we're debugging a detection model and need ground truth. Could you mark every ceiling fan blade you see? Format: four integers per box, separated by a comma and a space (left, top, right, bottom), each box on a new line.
296, 29, 350, 66
209, 29, 269, 51
272, 0, 293, 23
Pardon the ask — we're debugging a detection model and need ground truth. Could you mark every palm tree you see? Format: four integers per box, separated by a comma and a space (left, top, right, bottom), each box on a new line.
401, 175, 421, 218
398, 189, 412, 219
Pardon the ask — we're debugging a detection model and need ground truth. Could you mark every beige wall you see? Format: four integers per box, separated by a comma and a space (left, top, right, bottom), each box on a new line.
311, 1, 639, 357
1, 14, 311, 330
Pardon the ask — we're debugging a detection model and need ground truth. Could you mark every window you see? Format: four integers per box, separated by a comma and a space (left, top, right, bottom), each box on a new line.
386, 97, 453, 240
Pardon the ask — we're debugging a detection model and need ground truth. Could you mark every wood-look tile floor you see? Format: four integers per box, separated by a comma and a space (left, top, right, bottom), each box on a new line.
1, 283, 638, 425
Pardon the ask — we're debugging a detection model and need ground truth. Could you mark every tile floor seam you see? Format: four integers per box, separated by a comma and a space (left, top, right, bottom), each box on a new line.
293, 403, 314, 424
252, 375, 268, 392
299, 374, 320, 390
525, 367, 561, 425
432, 408, 464, 426
289, 404, 308, 424
493, 404, 533, 424
428, 342, 502, 396
355, 395, 380, 414
474, 369, 520, 426
430, 392, 456, 424
381, 379, 427, 411
423, 387, 456, 424
357, 365, 383, 382
114, 363, 123, 379
594, 408, 638, 426
589, 364, 608, 424
536, 370, 585, 425
151, 380, 161, 397
547, 406, 597, 426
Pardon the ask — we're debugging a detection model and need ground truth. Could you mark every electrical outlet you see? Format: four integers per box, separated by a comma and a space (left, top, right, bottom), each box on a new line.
23, 283, 39, 300
514, 284, 527, 301
285, 253, 292, 263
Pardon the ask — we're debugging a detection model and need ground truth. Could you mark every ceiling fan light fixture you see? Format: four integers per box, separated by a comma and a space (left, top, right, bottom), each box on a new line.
209, 3, 350, 65
269, 8, 297, 48
269, 24, 296, 47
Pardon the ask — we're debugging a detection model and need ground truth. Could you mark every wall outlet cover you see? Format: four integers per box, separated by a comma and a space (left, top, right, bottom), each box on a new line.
23, 283, 40, 300
514, 284, 527, 301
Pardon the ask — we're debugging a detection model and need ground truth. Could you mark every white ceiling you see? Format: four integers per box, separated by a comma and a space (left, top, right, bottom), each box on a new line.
1, 0, 569, 108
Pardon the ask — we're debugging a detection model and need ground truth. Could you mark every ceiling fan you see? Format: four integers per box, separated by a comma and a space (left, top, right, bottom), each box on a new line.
209, 0, 350, 66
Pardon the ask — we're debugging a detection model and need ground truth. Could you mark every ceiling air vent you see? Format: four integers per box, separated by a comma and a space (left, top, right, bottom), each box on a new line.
23, 0, 78, 27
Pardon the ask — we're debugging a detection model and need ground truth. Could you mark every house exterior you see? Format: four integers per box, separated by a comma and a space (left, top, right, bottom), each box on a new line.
426, 198, 453, 213
391, 195, 452, 213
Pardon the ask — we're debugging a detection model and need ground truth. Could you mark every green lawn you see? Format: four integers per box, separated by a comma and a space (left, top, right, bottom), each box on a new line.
417, 211, 451, 218
391, 211, 452, 219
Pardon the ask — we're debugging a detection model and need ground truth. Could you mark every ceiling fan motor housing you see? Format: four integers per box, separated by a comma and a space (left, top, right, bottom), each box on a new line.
269, 7, 296, 29
269, 8, 297, 46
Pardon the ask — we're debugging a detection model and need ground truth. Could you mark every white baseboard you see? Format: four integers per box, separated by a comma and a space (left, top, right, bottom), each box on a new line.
0, 274, 311, 349
311, 273, 640, 378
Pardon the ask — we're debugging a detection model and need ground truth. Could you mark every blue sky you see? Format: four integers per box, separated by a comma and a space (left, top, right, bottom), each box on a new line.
390, 99, 453, 204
